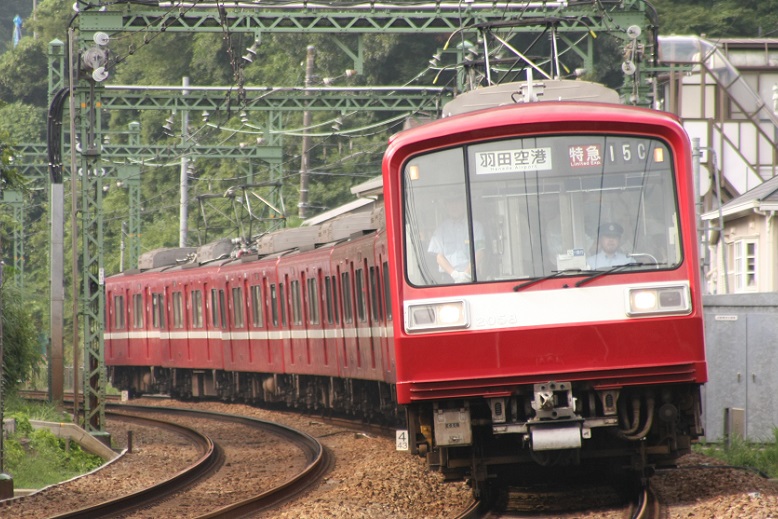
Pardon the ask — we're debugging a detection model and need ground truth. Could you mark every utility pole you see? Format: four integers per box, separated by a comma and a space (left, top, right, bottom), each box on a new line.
180, 76, 190, 247
299, 45, 315, 219
0, 256, 11, 500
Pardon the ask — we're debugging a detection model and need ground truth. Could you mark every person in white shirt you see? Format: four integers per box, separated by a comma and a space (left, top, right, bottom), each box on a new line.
428, 197, 485, 283
587, 222, 635, 269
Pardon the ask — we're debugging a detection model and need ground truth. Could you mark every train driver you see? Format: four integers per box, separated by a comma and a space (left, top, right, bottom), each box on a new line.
428, 196, 485, 283
586, 222, 635, 269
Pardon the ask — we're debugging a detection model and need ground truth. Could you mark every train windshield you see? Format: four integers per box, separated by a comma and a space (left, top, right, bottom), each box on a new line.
404, 134, 681, 286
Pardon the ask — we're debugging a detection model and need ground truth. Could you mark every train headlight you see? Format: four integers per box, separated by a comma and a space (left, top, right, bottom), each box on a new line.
405, 300, 469, 332
627, 285, 691, 316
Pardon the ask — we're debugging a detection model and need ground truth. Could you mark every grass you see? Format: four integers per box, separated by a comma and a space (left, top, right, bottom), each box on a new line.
694, 429, 778, 478
2, 395, 104, 489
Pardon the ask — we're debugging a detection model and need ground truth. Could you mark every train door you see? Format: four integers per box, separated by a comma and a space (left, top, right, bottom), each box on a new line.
307, 268, 335, 376
380, 255, 396, 380
247, 272, 274, 372
355, 257, 380, 380
205, 282, 227, 369
279, 273, 297, 374
223, 278, 237, 370
338, 261, 360, 379
369, 254, 390, 380
324, 271, 344, 378
105, 284, 129, 364
287, 269, 307, 373
148, 284, 167, 367
166, 284, 187, 367
128, 289, 146, 365
224, 276, 249, 372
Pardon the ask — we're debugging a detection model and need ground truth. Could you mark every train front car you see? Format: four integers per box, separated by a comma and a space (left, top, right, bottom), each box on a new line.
383, 92, 707, 492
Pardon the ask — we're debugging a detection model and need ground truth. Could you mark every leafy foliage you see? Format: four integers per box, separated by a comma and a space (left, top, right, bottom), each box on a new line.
2, 283, 45, 393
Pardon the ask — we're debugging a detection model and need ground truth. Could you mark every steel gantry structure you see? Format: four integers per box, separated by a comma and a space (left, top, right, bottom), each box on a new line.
54, 0, 660, 431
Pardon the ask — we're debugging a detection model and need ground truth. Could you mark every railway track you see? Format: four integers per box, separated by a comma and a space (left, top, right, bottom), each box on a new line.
108, 404, 331, 519
7, 398, 331, 518
48, 409, 220, 519
474, 479, 662, 519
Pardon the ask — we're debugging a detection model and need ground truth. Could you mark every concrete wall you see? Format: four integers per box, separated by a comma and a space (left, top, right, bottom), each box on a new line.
702, 293, 778, 442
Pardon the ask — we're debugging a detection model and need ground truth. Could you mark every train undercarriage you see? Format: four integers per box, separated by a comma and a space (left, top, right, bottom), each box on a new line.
111, 366, 703, 497
405, 381, 704, 497
108, 365, 400, 423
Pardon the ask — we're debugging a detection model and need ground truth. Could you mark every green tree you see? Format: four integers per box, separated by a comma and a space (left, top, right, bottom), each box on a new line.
1, 282, 43, 393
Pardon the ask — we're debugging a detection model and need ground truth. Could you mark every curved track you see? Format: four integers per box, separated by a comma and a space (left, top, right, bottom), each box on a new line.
11, 399, 330, 519
49, 410, 220, 519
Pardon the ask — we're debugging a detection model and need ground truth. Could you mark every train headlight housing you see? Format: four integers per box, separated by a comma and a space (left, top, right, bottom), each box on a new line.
627, 285, 691, 316
405, 300, 469, 332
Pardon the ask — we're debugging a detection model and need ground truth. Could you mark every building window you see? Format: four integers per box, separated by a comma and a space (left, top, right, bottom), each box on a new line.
729, 239, 757, 292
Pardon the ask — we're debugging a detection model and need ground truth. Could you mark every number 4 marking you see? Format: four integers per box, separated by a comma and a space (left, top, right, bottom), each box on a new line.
396, 430, 409, 451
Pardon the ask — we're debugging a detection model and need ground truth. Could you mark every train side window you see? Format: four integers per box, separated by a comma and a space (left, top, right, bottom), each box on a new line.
341, 271, 353, 324
291, 279, 302, 325
332, 276, 340, 324
211, 289, 220, 328
133, 293, 143, 328
172, 292, 183, 329
270, 284, 279, 327
232, 286, 244, 328
370, 266, 383, 321
192, 290, 203, 328
113, 295, 125, 330
382, 261, 392, 321
219, 289, 227, 329
307, 276, 320, 324
324, 276, 334, 324
355, 268, 367, 322
279, 282, 287, 326
250, 284, 264, 327
152, 293, 165, 329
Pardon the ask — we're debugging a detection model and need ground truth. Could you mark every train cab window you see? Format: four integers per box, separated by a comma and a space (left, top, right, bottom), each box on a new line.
132, 293, 143, 328
341, 271, 353, 324
370, 266, 383, 321
232, 286, 244, 328
270, 283, 279, 327
404, 136, 681, 286
172, 292, 183, 329
307, 277, 320, 324
382, 261, 392, 322
192, 290, 203, 328
113, 295, 125, 330
250, 284, 264, 327
291, 280, 302, 325
152, 293, 165, 329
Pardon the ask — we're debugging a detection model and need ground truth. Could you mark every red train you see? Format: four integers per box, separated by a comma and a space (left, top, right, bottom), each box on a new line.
105, 80, 707, 495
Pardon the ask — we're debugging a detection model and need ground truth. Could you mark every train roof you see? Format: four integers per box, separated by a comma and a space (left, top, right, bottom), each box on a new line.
122, 206, 385, 274
442, 79, 621, 117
